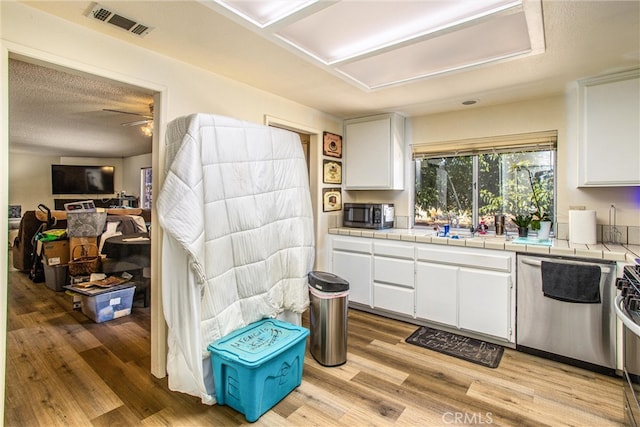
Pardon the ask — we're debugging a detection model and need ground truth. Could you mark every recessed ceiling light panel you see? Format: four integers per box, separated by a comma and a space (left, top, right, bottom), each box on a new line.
212, 0, 319, 28
335, 11, 533, 89
274, 0, 522, 64
206, 0, 544, 91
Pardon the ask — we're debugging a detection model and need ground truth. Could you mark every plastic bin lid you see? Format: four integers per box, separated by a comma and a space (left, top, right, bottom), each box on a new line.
308, 271, 349, 292
207, 318, 309, 366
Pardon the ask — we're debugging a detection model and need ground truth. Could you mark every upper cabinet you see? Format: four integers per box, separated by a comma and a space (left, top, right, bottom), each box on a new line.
578, 69, 640, 187
344, 113, 405, 190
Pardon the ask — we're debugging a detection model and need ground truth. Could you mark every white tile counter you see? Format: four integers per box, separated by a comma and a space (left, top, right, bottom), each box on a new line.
328, 227, 640, 264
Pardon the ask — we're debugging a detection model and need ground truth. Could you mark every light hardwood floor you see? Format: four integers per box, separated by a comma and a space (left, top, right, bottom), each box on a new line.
4, 268, 625, 426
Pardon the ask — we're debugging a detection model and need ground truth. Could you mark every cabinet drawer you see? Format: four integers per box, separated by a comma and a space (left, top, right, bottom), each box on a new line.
374, 256, 414, 288
416, 246, 512, 272
332, 237, 372, 254
373, 283, 414, 315
373, 241, 414, 259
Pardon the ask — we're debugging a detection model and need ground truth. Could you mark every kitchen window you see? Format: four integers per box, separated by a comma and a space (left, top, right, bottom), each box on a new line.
413, 131, 557, 233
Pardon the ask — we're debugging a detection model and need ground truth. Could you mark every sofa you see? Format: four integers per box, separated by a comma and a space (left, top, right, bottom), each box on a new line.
11, 208, 151, 272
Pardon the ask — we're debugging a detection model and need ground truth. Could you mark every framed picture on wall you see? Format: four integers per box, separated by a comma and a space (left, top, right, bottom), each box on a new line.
323, 131, 342, 158
323, 159, 342, 184
322, 187, 342, 212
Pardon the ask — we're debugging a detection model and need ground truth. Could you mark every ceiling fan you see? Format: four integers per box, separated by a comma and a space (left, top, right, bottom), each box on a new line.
103, 103, 154, 136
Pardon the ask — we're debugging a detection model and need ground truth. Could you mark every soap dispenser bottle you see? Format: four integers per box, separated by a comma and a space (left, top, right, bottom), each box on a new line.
479, 219, 487, 235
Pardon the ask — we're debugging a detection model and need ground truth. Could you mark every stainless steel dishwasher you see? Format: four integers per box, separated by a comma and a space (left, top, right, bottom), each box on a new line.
516, 254, 616, 374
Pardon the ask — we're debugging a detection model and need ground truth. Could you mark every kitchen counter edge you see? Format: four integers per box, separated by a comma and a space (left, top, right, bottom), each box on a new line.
328, 227, 640, 264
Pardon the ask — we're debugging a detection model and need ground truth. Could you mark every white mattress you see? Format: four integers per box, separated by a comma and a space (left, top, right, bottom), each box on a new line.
156, 114, 315, 403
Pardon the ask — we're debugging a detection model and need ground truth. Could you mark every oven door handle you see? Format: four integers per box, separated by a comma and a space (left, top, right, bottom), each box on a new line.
615, 295, 640, 337
520, 257, 612, 274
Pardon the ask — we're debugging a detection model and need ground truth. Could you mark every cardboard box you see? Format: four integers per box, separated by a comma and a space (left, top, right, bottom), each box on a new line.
42, 239, 70, 266
207, 319, 309, 422
67, 211, 107, 237
69, 236, 98, 260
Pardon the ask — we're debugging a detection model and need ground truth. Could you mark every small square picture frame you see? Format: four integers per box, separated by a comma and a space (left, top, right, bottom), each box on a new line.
323, 159, 342, 184
323, 131, 342, 158
322, 188, 342, 212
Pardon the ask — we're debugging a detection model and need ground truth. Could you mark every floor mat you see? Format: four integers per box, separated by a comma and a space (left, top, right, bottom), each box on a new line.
405, 326, 504, 368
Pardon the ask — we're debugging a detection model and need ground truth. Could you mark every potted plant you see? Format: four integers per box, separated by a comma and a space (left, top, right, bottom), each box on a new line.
525, 167, 553, 239
512, 214, 532, 237
514, 163, 553, 238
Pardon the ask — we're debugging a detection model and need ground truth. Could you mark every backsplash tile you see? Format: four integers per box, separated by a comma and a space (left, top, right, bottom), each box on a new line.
556, 222, 568, 240
629, 226, 640, 245
395, 216, 409, 229
328, 214, 339, 229
602, 225, 628, 244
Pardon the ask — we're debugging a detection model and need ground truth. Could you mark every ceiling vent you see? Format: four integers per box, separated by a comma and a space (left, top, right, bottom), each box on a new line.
87, 4, 153, 37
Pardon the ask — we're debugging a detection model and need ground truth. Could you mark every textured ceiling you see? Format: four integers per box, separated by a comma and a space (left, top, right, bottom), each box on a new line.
9, 59, 154, 158
8, 0, 640, 158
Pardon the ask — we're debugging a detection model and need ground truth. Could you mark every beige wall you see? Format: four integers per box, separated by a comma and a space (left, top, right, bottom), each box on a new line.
123, 153, 152, 199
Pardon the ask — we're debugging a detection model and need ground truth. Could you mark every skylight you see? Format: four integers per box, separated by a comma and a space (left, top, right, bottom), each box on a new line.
207, 0, 545, 90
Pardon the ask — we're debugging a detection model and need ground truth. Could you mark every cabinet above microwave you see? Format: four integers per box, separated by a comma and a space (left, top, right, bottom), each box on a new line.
343, 113, 405, 190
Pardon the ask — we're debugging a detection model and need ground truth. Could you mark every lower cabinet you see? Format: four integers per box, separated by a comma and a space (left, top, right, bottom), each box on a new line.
458, 268, 512, 340
415, 262, 458, 327
333, 251, 372, 306
329, 234, 516, 342
372, 242, 415, 315
331, 237, 373, 306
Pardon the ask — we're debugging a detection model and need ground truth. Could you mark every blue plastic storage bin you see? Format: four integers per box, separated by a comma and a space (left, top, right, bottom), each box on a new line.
207, 318, 309, 422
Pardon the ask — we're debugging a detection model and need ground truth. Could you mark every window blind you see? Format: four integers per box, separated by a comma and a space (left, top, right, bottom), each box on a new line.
412, 130, 557, 159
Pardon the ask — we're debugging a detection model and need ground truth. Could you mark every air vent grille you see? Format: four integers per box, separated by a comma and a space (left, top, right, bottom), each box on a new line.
87, 3, 153, 37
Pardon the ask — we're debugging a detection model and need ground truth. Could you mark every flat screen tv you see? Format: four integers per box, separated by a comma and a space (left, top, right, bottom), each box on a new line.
51, 165, 115, 195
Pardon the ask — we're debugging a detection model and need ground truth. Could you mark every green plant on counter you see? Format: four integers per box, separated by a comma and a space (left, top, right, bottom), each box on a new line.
513, 163, 552, 231
511, 214, 532, 228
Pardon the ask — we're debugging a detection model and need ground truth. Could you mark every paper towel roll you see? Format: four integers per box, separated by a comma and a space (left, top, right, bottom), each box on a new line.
569, 210, 597, 244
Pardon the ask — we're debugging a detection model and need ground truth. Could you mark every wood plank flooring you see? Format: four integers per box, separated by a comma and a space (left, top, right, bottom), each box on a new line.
4, 269, 625, 426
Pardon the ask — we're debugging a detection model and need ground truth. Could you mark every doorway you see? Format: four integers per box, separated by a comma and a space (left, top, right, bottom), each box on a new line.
3, 51, 166, 381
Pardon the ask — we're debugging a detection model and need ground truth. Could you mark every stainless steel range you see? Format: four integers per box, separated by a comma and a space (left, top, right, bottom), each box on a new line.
615, 264, 640, 426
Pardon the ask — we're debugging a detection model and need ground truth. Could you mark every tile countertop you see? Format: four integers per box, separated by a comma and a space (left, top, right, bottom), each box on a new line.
328, 227, 640, 264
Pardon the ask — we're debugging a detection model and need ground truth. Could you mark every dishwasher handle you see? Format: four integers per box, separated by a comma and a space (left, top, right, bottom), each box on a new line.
520, 257, 611, 274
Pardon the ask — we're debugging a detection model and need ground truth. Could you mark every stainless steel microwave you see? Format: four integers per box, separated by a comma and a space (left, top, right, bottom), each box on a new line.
343, 203, 394, 229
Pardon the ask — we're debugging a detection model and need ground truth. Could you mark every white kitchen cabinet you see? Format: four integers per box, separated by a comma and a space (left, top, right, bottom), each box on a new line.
328, 234, 516, 343
343, 113, 405, 190
458, 268, 512, 340
372, 241, 415, 315
578, 69, 640, 186
331, 237, 372, 306
415, 244, 515, 342
415, 262, 458, 327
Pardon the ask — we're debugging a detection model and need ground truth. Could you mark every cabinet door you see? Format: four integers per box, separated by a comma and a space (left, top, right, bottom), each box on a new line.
373, 283, 414, 315
332, 250, 372, 307
373, 255, 415, 315
578, 70, 640, 186
458, 268, 512, 340
415, 262, 458, 327
344, 114, 404, 190
374, 256, 414, 288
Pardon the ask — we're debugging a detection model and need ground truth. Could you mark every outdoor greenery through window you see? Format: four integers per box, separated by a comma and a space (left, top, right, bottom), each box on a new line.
413, 131, 557, 234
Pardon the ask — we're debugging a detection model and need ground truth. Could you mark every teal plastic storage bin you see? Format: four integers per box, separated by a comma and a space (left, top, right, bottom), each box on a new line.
207, 318, 309, 422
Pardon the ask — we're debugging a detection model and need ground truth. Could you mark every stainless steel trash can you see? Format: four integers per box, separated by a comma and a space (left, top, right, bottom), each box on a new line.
308, 271, 349, 366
